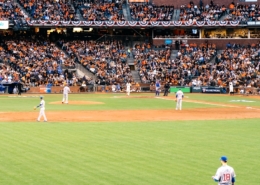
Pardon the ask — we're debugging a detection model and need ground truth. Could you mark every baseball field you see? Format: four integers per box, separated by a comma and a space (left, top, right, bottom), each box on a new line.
0, 93, 259, 185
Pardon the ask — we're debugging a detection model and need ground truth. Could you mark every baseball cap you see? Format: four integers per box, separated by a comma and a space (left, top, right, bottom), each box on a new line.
220, 156, 228, 161
40, 96, 43, 99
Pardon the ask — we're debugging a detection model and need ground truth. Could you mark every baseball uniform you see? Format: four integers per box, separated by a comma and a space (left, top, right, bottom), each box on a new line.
155, 81, 161, 96
62, 85, 71, 104
126, 83, 131, 96
212, 156, 236, 185
176, 89, 184, 110
37, 96, 47, 122
229, 82, 234, 95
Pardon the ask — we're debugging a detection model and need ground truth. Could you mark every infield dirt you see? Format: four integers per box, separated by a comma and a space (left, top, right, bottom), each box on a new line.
49, 101, 104, 105
0, 107, 259, 122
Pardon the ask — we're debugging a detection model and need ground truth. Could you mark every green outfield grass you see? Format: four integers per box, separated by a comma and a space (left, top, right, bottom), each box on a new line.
0, 93, 259, 185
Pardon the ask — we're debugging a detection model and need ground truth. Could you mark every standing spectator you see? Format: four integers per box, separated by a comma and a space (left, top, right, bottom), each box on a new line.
175, 40, 180, 50
199, 0, 203, 9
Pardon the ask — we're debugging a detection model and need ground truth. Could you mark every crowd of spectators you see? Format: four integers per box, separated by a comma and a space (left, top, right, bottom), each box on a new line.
178, 1, 260, 23
136, 41, 260, 94
179, 0, 226, 21
129, 3, 174, 21
0, 0, 25, 20
1, 36, 260, 94
18, 0, 77, 21
59, 39, 133, 86
0, 63, 19, 84
223, 2, 260, 23
134, 42, 217, 86
7, 0, 260, 24
0, 38, 80, 87
212, 42, 260, 89
133, 43, 171, 83
75, 1, 124, 21
4, 0, 260, 24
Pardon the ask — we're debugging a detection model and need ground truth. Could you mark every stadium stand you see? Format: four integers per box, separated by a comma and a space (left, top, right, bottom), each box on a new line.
134, 42, 217, 85
214, 43, 260, 89
223, 3, 260, 22
178, 0, 226, 21
0, 0, 260, 93
17, 0, 77, 20
129, 3, 174, 21
59, 39, 134, 85
0, 0, 25, 20
74, 1, 125, 21
2, 37, 80, 86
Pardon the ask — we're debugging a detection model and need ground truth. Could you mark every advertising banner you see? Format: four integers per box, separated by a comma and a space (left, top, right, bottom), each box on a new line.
40, 87, 51, 93
191, 86, 201, 93
170, 86, 191, 93
201, 87, 221, 93
0, 21, 9, 29
165, 39, 172, 45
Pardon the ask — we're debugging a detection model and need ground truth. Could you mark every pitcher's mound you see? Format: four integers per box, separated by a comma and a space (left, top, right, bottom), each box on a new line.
50, 101, 104, 105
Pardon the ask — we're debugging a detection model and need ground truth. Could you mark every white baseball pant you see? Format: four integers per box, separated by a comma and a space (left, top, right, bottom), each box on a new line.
62, 93, 69, 103
38, 108, 47, 121
176, 99, 182, 110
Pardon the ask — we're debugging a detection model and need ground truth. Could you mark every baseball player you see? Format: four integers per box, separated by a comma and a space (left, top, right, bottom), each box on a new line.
229, 82, 234, 95
212, 156, 236, 185
62, 84, 71, 104
155, 80, 161, 96
176, 89, 184, 110
35, 96, 47, 122
126, 82, 131, 96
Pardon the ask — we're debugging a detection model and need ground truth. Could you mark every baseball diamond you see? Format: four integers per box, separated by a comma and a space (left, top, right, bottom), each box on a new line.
0, 93, 259, 185
0, 0, 260, 183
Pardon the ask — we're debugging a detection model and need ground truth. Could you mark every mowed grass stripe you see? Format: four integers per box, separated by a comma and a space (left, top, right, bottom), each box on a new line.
0, 122, 189, 184
0, 125, 120, 184
0, 119, 260, 184
0, 93, 219, 112
0, 132, 92, 185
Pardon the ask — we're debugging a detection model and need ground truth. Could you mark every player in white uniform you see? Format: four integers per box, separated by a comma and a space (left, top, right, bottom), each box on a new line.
126, 82, 131, 96
176, 89, 184, 110
36, 96, 47, 122
212, 156, 236, 185
229, 82, 234, 95
62, 84, 71, 104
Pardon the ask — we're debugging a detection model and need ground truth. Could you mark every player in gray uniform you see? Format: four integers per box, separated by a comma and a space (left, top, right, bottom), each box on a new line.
212, 156, 236, 185
176, 89, 184, 110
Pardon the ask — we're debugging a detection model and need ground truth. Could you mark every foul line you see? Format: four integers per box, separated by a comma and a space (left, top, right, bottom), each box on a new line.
157, 97, 260, 111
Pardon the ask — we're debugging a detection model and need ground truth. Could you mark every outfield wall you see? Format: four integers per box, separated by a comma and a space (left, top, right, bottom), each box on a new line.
2, 86, 257, 95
